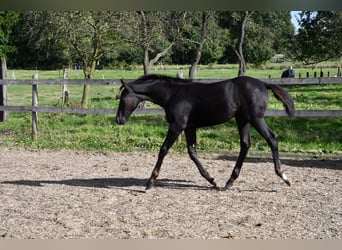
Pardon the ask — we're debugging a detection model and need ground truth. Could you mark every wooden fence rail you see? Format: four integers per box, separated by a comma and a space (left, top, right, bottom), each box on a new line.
0, 106, 341, 117
1, 76, 342, 85
0, 76, 341, 140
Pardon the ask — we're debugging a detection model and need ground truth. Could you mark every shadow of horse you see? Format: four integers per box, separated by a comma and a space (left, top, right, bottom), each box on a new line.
216, 155, 342, 170
0, 177, 213, 192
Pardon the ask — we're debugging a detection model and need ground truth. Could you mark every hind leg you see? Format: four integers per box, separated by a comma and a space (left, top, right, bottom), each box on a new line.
225, 118, 251, 189
251, 117, 291, 186
184, 127, 217, 187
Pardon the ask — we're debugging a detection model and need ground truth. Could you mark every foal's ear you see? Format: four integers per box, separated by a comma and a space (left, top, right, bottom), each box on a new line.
120, 79, 131, 91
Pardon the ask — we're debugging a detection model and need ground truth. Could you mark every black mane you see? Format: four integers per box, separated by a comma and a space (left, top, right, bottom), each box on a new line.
137, 74, 193, 85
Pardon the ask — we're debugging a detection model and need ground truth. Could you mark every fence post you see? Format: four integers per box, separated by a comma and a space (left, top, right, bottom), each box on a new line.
32, 74, 39, 140
0, 58, 9, 122
62, 68, 69, 106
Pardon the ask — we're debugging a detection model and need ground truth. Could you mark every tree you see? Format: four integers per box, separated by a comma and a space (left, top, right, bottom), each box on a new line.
218, 11, 253, 76
22, 11, 122, 108
252, 11, 294, 55
12, 12, 69, 69
60, 11, 122, 108
0, 11, 19, 58
58, 11, 122, 108
293, 11, 342, 65
120, 11, 188, 75
235, 11, 253, 76
0, 11, 19, 121
171, 11, 226, 66
218, 11, 294, 70
188, 11, 212, 79
244, 13, 275, 67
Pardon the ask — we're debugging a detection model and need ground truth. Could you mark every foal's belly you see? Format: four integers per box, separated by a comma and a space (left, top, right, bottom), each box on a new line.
189, 105, 235, 127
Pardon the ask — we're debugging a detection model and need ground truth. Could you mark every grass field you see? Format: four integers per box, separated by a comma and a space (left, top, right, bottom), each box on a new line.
0, 64, 341, 156
6, 62, 342, 80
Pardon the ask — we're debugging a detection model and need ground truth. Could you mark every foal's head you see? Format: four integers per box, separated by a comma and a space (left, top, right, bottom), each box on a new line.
116, 80, 141, 125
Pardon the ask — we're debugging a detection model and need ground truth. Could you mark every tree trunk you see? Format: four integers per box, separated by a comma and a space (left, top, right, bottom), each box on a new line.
139, 11, 186, 76
81, 84, 90, 109
143, 42, 175, 75
143, 49, 150, 75
0, 58, 9, 121
189, 12, 210, 79
81, 59, 97, 108
149, 42, 175, 66
236, 11, 252, 77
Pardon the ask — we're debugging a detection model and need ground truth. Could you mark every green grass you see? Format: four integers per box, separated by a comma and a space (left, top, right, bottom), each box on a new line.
0, 112, 341, 155
7, 81, 342, 111
6, 60, 342, 79
1, 63, 341, 155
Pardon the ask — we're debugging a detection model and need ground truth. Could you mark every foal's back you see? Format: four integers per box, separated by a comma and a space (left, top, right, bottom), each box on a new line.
179, 76, 269, 127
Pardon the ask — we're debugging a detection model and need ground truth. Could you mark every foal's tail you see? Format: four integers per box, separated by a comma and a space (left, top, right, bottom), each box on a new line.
266, 83, 295, 117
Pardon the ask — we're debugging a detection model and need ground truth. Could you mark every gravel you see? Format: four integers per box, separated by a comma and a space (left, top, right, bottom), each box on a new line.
0, 148, 341, 239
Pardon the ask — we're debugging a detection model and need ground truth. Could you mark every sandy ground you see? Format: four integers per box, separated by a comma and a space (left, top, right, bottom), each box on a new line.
0, 148, 341, 239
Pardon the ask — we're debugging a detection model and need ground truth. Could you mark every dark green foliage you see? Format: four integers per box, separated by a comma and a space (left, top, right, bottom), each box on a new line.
292, 11, 342, 65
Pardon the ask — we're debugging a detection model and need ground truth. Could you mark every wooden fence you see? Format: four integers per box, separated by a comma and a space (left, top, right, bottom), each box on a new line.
0, 76, 341, 140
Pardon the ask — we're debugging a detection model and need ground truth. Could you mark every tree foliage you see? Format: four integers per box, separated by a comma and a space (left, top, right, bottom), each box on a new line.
19, 11, 122, 75
119, 11, 188, 74
293, 11, 342, 65
0, 11, 19, 58
5, 10, 340, 74
218, 11, 294, 69
16, 11, 123, 107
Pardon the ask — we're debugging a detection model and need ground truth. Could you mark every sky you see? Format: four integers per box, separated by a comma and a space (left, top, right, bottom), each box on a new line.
290, 11, 301, 33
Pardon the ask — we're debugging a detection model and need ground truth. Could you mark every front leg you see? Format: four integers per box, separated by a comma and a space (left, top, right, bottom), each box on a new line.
146, 124, 183, 190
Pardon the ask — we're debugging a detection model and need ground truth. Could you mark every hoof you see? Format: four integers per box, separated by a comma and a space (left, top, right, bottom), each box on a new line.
210, 178, 217, 187
284, 179, 291, 187
224, 180, 234, 190
145, 180, 155, 190
281, 173, 291, 187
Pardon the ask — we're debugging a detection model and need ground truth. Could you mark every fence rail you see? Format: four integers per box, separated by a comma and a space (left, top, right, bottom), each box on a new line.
1, 76, 342, 85
0, 76, 341, 140
0, 106, 341, 118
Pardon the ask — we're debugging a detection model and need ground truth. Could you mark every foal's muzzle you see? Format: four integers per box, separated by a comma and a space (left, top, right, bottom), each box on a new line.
116, 115, 126, 125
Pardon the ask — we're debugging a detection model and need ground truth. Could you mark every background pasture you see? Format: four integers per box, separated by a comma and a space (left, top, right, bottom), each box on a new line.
0, 64, 341, 156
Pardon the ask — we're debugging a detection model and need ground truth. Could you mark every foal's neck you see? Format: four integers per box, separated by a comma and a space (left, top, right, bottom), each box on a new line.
132, 80, 171, 107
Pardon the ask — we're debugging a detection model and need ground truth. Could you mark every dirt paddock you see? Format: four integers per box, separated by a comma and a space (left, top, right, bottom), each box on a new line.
0, 148, 341, 239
